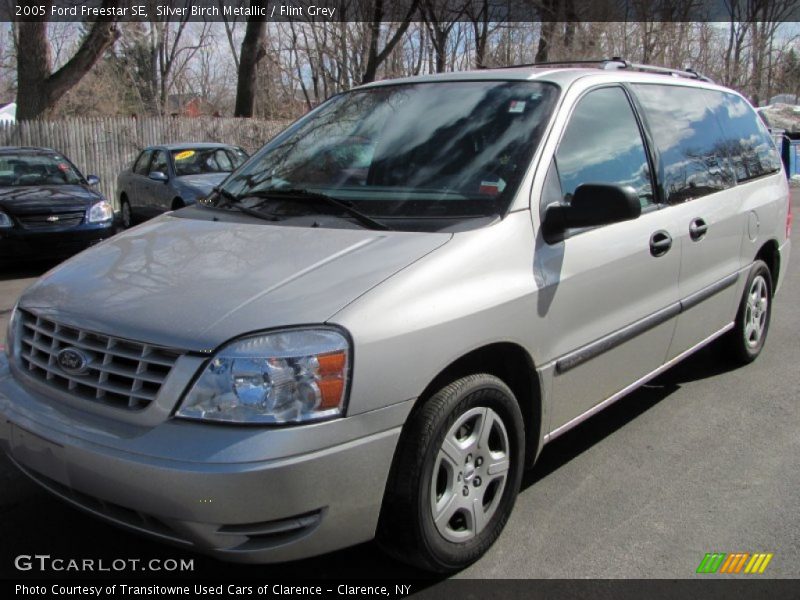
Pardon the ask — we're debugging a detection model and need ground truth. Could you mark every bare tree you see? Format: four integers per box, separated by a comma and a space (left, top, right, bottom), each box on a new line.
362, 0, 420, 83
421, 0, 467, 72
15, 0, 120, 120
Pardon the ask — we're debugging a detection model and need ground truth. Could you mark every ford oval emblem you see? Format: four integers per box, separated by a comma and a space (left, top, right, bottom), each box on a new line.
56, 347, 90, 375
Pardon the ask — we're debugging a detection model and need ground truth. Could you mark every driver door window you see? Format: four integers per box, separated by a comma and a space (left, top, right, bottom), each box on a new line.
133, 151, 153, 176
552, 86, 654, 214
150, 150, 168, 176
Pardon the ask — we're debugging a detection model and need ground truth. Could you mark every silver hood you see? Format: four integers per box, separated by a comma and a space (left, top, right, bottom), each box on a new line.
19, 215, 451, 352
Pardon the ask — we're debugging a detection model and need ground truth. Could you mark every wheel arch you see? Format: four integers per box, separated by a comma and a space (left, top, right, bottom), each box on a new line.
755, 238, 780, 290
412, 342, 543, 468
171, 197, 185, 210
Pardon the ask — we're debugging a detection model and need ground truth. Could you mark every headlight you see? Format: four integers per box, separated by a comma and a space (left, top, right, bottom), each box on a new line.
87, 200, 114, 223
0, 211, 12, 228
177, 328, 350, 424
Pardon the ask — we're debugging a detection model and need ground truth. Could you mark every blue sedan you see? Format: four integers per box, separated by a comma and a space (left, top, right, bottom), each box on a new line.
116, 143, 248, 227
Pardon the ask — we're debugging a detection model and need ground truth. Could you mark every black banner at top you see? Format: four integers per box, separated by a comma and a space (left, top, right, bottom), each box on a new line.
3, 0, 800, 23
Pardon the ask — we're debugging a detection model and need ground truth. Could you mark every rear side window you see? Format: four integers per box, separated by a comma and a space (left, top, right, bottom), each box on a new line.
555, 86, 654, 208
228, 148, 248, 168
710, 92, 782, 182
633, 84, 734, 204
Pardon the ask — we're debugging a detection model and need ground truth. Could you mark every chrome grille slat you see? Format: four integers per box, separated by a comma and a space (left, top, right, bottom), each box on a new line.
17, 211, 85, 230
17, 310, 182, 411
20, 352, 157, 402
21, 321, 175, 366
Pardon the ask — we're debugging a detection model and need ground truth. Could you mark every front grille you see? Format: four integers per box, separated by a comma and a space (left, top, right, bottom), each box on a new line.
17, 310, 183, 411
16, 211, 85, 230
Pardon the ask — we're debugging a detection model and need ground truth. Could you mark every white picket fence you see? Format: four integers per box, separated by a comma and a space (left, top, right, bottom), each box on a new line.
0, 116, 292, 209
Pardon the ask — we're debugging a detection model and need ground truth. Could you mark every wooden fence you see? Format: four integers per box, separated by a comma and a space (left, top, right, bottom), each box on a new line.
0, 116, 292, 209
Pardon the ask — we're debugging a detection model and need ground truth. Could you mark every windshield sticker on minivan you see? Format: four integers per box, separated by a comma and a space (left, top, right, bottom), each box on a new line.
479, 178, 506, 195
509, 100, 526, 113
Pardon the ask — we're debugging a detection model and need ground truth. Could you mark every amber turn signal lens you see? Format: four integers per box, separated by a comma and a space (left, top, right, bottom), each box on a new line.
318, 351, 346, 376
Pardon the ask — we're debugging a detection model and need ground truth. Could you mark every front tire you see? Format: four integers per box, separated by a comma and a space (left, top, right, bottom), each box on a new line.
725, 259, 773, 364
378, 374, 524, 573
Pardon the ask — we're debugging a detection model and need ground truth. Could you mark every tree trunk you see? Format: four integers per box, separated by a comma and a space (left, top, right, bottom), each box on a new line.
15, 0, 120, 121
234, 2, 267, 118
535, 21, 556, 63
362, 0, 419, 84
435, 29, 447, 72
535, 0, 557, 63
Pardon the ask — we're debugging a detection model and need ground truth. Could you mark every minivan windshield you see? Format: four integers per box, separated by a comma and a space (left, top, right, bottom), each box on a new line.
211, 81, 559, 231
0, 153, 84, 187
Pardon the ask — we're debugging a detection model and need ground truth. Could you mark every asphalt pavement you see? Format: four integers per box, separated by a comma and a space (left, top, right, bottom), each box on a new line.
0, 193, 798, 582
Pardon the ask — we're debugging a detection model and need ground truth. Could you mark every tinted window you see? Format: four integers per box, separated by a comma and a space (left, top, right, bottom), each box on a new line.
133, 151, 152, 175
633, 84, 734, 203
151, 150, 168, 174
555, 86, 654, 208
711, 92, 782, 182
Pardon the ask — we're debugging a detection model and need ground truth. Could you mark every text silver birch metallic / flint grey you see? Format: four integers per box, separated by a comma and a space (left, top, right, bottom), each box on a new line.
0, 62, 792, 572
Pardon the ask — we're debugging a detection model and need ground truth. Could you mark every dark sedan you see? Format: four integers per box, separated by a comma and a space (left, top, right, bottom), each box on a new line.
117, 143, 248, 227
0, 147, 115, 262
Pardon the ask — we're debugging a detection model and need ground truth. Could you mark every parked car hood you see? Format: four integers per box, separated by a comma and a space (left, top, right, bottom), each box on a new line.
19, 215, 451, 352
0, 185, 101, 215
177, 173, 228, 195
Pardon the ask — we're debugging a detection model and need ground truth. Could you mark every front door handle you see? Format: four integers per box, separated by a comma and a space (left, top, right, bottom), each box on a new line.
650, 230, 672, 257
689, 217, 708, 241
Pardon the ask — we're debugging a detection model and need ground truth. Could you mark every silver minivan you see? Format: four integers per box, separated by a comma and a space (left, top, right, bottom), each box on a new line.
0, 60, 792, 572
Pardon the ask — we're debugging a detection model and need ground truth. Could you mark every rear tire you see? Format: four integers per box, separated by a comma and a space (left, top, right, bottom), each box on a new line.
377, 374, 524, 573
725, 259, 773, 365
120, 197, 132, 229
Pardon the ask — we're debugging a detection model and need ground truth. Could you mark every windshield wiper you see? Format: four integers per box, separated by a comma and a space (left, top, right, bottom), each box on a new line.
208, 186, 278, 222
243, 188, 391, 231
210, 186, 239, 207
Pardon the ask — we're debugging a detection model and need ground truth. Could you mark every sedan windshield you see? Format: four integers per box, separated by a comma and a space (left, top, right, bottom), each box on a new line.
0, 153, 84, 186
214, 81, 559, 231
171, 147, 248, 177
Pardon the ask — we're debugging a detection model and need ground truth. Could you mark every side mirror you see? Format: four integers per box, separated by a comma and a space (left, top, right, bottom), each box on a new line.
544, 183, 642, 236
149, 171, 168, 182
86, 174, 100, 186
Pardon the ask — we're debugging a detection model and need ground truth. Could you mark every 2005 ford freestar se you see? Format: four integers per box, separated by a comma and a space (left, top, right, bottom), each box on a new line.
0, 62, 791, 572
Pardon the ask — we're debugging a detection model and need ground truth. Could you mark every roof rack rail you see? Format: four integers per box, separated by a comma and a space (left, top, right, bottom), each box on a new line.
480, 57, 714, 83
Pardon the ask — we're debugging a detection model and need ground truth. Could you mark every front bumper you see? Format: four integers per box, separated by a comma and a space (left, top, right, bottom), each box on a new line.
0, 353, 410, 563
0, 223, 113, 260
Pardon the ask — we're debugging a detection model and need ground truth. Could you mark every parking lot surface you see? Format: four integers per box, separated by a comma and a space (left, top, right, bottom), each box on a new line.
1, 193, 798, 580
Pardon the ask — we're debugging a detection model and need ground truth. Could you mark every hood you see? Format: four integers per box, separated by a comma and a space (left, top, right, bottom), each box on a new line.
0, 184, 101, 215
176, 173, 228, 195
19, 215, 451, 352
